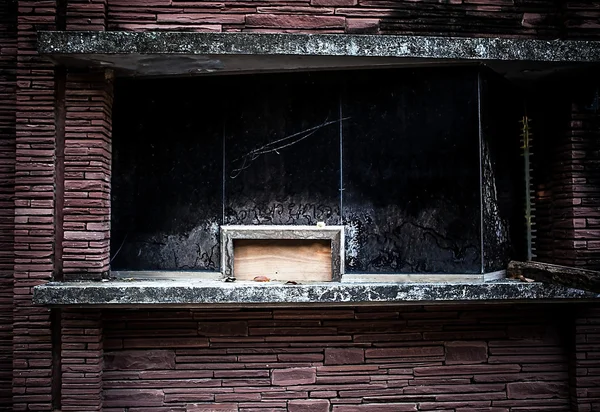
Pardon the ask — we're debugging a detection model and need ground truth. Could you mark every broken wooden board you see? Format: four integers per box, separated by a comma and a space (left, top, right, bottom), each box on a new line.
233, 239, 332, 282
507, 260, 600, 293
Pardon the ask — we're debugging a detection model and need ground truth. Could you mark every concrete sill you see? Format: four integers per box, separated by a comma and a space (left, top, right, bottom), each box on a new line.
33, 279, 600, 307
37, 31, 600, 79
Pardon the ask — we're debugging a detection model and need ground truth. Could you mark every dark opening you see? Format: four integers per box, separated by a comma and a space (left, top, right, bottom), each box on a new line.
111, 67, 521, 274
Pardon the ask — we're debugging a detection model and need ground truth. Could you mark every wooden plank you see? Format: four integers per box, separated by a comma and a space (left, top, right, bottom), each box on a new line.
233, 239, 332, 282
507, 260, 600, 293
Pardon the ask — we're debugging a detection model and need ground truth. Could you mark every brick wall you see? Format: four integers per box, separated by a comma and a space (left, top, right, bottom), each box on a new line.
14, 1, 56, 410
101, 305, 576, 412
534, 86, 600, 271
67, 0, 106, 31
61, 309, 103, 412
63, 71, 113, 280
104, 0, 564, 36
100, 0, 600, 38
572, 305, 600, 411
0, 1, 15, 410
1, 0, 600, 411
564, 2, 600, 39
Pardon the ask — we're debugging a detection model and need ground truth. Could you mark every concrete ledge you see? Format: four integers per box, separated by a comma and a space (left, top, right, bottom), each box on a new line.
37, 32, 600, 78
33, 279, 600, 307
39, 32, 600, 62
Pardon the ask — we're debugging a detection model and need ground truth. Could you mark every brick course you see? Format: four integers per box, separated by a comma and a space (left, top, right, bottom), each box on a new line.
535, 87, 600, 271
67, 0, 107, 31
571, 305, 600, 411
13, 1, 56, 410
63, 71, 113, 280
0, 1, 16, 409
61, 309, 103, 412
101, 0, 600, 38
102, 305, 577, 411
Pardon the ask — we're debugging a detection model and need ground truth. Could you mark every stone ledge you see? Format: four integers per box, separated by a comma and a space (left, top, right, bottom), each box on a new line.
39, 32, 600, 62
33, 279, 600, 307
37, 32, 600, 78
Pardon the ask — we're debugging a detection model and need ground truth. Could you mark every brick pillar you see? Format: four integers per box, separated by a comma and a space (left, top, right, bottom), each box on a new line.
0, 0, 16, 409
61, 310, 103, 412
63, 71, 113, 281
570, 305, 600, 412
567, 102, 600, 270
13, 1, 56, 410
535, 91, 600, 270
66, 0, 107, 31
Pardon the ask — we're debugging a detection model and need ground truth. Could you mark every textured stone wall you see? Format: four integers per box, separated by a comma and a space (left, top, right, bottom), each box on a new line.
1, 0, 600, 411
101, 305, 576, 412
0, 1, 15, 409
67, 0, 106, 31
13, 1, 56, 411
63, 71, 113, 280
61, 309, 104, 412
565, 2, 600, 39
99, 0, 600, 38
572, 305, 600, 411
534, 85, 600, 271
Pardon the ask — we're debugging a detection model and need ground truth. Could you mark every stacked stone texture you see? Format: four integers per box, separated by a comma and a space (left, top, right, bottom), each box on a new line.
564, 2, 600, 39
66, 0, 106, 30
105, 0, 566, 36
0, 1, 16, 409
0, 0, 599, 411
63, 72, 113, 280
101, 305, 574, 412
536, 99, 600, 270
13, 1, 56, 411
61, 309, 104, 412
572, 305, 600, 411
563, 102, 600, 270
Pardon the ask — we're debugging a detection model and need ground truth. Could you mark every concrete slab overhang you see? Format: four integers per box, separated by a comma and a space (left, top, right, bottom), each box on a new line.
33, 279, 600, 308
38, 31, 600, 79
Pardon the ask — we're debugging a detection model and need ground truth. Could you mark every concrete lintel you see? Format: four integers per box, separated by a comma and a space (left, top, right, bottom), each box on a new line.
33, 279, 600, 307
39, 32, 600, 62
37, 31, 600, 79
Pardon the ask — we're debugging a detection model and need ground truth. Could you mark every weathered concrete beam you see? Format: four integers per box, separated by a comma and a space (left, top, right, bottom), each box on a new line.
508, 260, 600, 294
37, 32, 600, 78
39, 32, 600, 62
33, 279, 599, 307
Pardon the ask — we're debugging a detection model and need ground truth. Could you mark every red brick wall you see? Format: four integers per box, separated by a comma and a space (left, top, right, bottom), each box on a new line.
565, 2, 600, 39
61, 309, 103, 412
0, 1, 16, 409
99, 0, 600, 38
63, 71, 113, 280
1, 0, 599, 411
13, 1, 56, 410
572, 305, 600, 411
534, 89, 600, 271
101, 305, 575, 411
67, 0, 106, 31
104, 0, 564, 36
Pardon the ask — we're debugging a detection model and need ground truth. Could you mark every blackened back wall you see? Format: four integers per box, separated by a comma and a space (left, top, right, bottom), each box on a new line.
111, 67, 518, 274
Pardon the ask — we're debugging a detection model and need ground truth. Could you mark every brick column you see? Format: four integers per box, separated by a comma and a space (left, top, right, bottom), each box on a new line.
13, 1, 56, 410
60, 310, 103, 412
0, 0, 16, 409
63, 71, 113, 281
66, 0, 107, 31
570, 305, 600, 412
566, 102, 600, 270
535, 91, 600, 270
